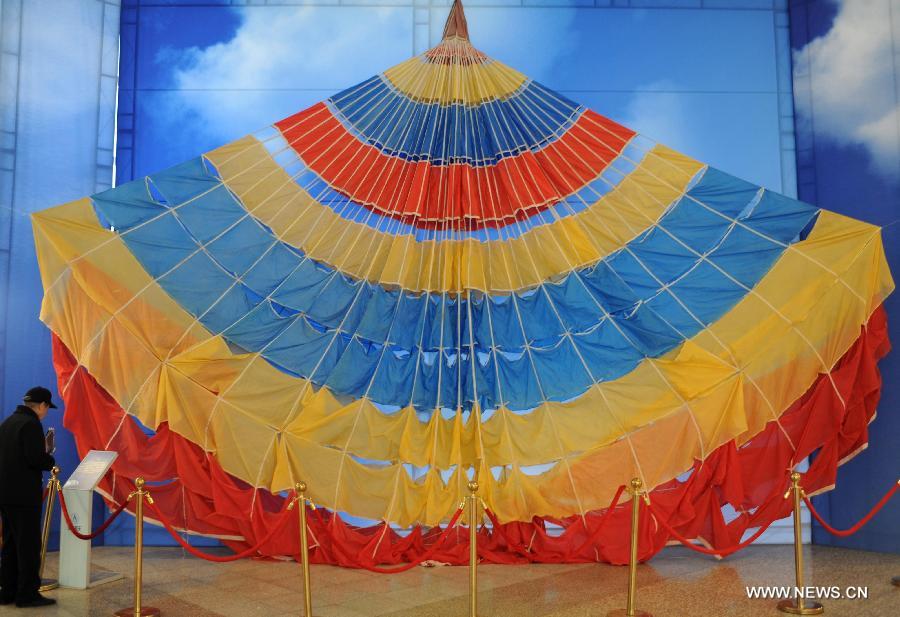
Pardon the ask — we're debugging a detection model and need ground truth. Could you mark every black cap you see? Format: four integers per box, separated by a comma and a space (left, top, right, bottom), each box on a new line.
23, 386, 57, 409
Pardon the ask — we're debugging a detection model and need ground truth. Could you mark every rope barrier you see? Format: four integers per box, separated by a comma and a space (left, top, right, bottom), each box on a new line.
335, 506, 466, 574
58, 487, 131, 541
645, 476, 790, 558
145, 498, 294, 563
802, 480, 898, 538
647, 501, 778, 557
77, 472, 892, 573
566, 484, 626, 558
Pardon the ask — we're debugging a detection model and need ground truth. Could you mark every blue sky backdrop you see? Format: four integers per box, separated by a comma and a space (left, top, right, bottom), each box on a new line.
120, 2, 792, 194
789, 0, 899, 554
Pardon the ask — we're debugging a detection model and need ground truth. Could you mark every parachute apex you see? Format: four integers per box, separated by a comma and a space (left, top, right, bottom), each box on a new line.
442, 0, 470, 41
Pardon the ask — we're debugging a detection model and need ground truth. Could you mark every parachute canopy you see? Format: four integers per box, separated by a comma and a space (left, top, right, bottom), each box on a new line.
34, 1, 892, 531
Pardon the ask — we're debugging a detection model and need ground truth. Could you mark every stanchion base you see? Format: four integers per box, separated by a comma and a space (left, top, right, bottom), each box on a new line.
607, 610, 652, 617
38, 578, 58, 592
776, 600, 824, 615
114, 607, 160, 616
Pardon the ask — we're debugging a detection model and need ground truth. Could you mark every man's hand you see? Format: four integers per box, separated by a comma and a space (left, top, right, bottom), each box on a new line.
45, 427, 56, 455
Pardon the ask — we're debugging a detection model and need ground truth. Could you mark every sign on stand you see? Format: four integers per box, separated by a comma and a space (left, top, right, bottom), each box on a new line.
59, 450, 123, 589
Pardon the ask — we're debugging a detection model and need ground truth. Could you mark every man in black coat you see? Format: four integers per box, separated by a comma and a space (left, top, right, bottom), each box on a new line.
0, 387, 57, 608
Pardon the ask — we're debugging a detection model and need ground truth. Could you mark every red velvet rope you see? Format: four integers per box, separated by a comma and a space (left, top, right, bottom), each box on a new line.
646, 475, 790, 558
566, 484, 627, 558
803, 481, 898, 538
57, 487, 130, 541
333, 506, 466, 574
647, 501, 778, 557
481, 507, 506, 540
146, 497, 295, 563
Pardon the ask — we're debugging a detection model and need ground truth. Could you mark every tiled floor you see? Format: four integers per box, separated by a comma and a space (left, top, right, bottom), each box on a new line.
1, 545, 897, 616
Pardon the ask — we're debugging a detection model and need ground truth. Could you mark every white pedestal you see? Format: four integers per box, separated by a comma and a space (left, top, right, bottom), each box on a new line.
58, 451, 122, 589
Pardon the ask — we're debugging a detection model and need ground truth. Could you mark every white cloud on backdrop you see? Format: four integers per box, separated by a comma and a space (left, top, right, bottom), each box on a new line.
155, 6, 411, 148
793, 0, 900, 179
144, 4, 584, 172
16, 0, 115, 202
619, 80, 691, 152
143, 3, 779, 192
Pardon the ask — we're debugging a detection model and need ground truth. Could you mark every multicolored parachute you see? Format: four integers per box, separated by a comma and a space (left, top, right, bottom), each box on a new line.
34, 2, 893, 564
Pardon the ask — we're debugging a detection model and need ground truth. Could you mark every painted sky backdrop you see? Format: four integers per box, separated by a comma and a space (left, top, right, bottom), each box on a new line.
792, 0, 899, 222
789, 0, 899, 554
119, 2, 794, 195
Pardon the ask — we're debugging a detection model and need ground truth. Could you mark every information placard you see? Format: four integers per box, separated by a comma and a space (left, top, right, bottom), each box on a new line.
63, 450, 118, 491
59, 450, 122, 589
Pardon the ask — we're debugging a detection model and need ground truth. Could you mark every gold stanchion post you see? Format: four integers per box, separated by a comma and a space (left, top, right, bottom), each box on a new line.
608, 478, 651, 617
38, 466, 60, 592
291, 481, 317, 617
114, 477, 160, 617
468, 478, 480, 617
777, 472, 823, 615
